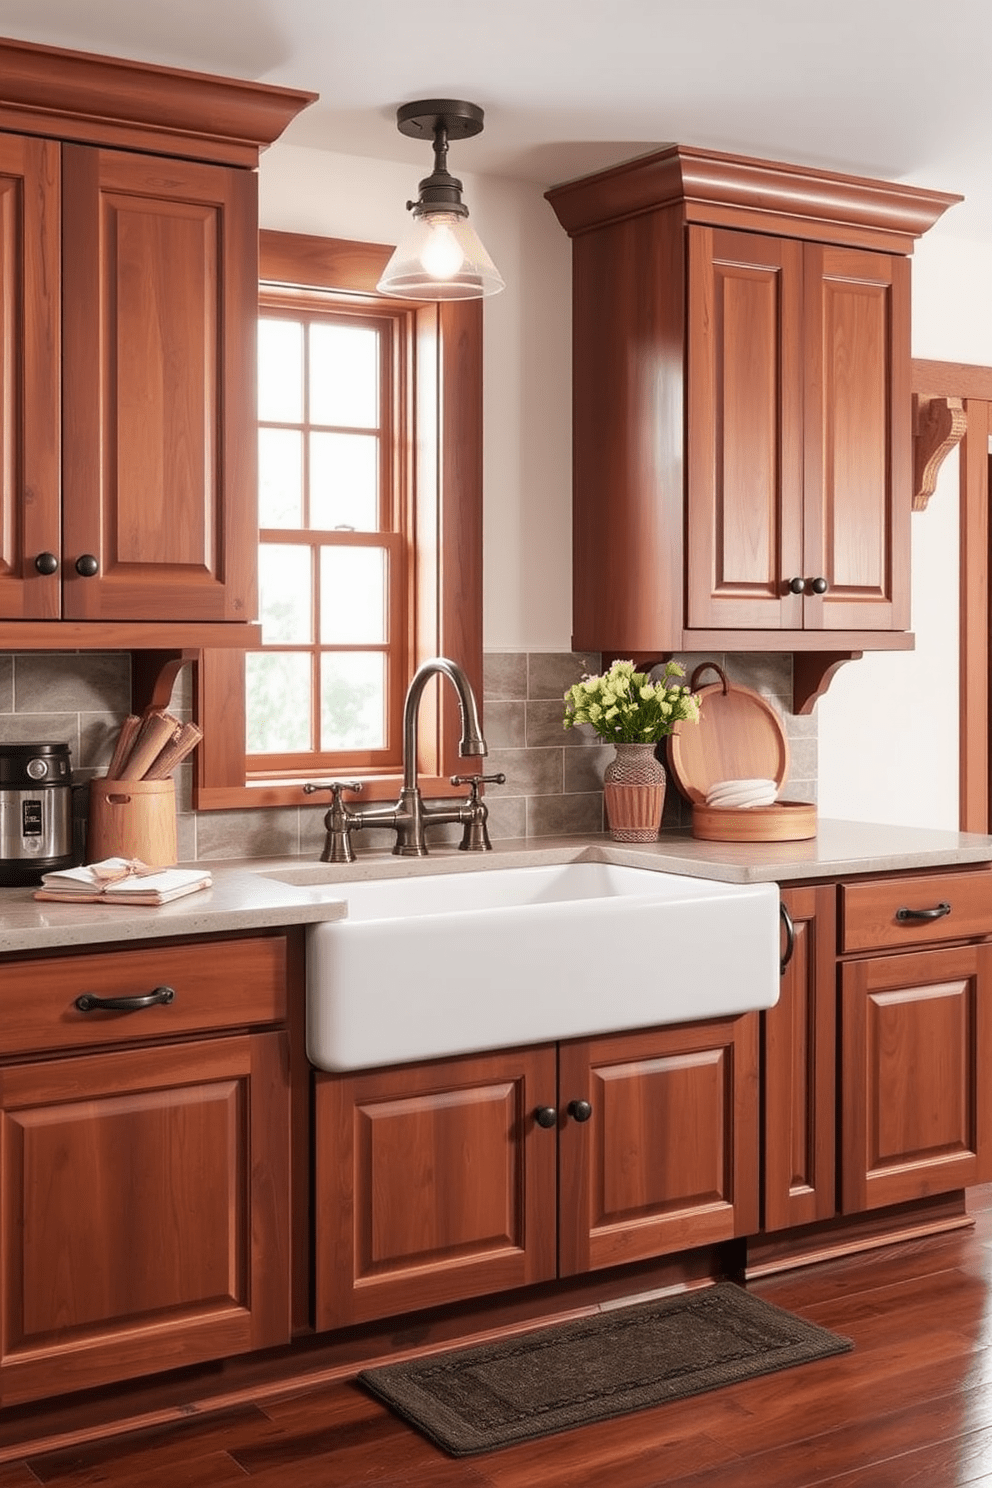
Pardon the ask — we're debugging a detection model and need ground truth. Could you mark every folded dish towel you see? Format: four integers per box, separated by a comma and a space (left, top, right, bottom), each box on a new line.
705, 778, 778, 809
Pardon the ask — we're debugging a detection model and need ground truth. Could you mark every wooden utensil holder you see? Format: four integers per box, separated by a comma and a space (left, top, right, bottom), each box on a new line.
87, 779, 178, 867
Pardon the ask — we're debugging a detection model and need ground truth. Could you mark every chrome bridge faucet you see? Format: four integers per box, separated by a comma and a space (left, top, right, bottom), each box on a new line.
304, 658, 504, 862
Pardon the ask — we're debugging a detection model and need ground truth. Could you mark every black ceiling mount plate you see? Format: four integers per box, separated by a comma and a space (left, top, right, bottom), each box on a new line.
396, 99, 485, 141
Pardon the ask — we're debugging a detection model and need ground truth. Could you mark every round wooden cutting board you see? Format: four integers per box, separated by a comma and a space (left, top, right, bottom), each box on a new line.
666, 663, 816, 841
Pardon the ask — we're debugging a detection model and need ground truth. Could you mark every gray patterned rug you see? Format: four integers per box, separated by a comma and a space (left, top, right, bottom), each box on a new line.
358, 1282, 852, 1456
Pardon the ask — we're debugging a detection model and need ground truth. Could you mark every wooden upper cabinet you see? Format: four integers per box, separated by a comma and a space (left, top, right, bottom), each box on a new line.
546, 144, 957, 663
0, 36, 314, 640
802, 245, 911, 632
62, 145, 257, 621
686, 227, 806, 631
0, 134, 60, 621
686, 229, 910, 634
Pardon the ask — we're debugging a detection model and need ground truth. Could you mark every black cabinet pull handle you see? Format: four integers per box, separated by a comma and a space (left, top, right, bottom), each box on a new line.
895, 902, 951, 923
810, 576, 829, 595
75, 553, 99, 577
34, 551, 59, 575
780, 901, 795, 975
788, 577, 806, 594
75, 985, 176, 1013
568, 1099, 593, 1123
534, 1105, 557, 1129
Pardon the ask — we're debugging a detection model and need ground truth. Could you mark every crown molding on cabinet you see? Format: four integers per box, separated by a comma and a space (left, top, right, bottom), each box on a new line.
0, 35, 317, 166
546, 144, 962, 253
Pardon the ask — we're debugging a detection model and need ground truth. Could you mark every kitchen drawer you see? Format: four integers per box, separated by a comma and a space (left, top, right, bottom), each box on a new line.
0, 935, 289, 1056
840, 870, 992, 954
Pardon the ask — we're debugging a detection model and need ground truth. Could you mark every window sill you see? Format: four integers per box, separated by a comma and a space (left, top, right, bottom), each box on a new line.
194, 773, 467, 812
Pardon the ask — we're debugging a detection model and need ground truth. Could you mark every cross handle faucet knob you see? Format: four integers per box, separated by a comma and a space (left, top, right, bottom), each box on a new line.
450, 771, 506, 805
303, 780, 364, 803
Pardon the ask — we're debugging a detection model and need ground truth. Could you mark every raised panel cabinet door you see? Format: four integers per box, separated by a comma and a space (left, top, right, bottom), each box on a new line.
762, 885, 837, 1232
840, 943, 992, 1214
61, 144, 257, 622
314, 1046, 558, 1329
685, 225, 805, 631
0, 133, 60, 620
0, 1031, 291, 1407
802, 244, 911, 632
558, 1016, 760, 1277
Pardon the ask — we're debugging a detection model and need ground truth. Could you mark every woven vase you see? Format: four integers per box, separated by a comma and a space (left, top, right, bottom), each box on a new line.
603, 742, 667, 843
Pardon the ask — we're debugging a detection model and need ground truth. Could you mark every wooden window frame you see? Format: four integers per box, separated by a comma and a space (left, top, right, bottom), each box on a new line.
194, 230, 483, 810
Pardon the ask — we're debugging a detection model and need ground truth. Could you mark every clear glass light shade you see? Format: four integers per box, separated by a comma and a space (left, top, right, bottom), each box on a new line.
377, 211, 505, 300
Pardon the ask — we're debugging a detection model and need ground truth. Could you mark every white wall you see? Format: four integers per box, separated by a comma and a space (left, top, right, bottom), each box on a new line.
258, 142, 574, 653
817, 221, 992, 829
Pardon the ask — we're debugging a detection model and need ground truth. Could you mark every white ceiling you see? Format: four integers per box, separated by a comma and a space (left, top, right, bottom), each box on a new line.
1, 0, 990, 235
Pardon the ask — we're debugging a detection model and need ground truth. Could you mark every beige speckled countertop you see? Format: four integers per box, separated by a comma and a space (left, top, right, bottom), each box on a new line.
2, 818, 991, 956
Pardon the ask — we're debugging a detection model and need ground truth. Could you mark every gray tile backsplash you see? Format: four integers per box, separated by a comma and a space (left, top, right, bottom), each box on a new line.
0, 648, 816, 859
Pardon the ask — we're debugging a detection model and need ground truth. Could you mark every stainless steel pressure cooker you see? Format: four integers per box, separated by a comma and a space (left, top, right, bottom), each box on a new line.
0, 742, 76, 884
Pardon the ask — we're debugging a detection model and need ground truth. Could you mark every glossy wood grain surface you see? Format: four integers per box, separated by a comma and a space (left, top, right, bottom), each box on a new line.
803, 245, 911, 632
840, 943, 992, 1212
763, 884, 837, 1232
558, 1016, 759, 1275
686, 226, 804, 630
61, 145, 257, 623
0, 1029, 290, 1405
0, 133, 60, 622
314, 1047, 558, 1330
9, 1190, 992, 1486
839, 868, 992, 952
0, 934, 290, 1057
0, 36, 314, 167
570, 205, 686, 654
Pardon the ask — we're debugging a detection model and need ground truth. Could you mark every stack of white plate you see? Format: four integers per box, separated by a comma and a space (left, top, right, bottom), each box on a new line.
704, 778, 778, 809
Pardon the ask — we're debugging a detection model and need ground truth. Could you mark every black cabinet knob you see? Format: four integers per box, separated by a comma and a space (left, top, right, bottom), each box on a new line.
568, 1099, 593, 1123
34, 551, 58, 575
534, 1105, 557, 1129
788, 577, 806, 594
75, 554, 99, 577
810, 576, 829, 595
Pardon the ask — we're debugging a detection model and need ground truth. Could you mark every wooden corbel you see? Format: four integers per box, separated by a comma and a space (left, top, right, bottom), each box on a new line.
913, 394, 966, 511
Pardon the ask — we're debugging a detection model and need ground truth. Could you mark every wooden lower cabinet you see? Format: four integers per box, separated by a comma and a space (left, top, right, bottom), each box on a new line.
0, 933, 296, 1408
0, 1030, 290, 1407
559, 1018, 760, 1275
840, 942, 992, 1212
762, 885, 837, 1231
315, 1017, 761, 1329
314, 1046, 558, 1330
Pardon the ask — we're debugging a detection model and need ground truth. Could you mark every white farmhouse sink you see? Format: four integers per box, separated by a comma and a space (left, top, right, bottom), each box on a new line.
299, 862, 780, 1072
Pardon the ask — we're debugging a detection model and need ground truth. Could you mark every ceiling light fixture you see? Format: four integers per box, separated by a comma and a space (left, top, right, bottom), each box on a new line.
377, 98, 505, 301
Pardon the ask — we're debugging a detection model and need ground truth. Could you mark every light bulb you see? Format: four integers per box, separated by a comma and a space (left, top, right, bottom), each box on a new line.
419, 215, 467, 279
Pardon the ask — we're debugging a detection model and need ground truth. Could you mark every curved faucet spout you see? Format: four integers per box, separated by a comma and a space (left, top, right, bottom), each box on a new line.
403, 657, 486, 793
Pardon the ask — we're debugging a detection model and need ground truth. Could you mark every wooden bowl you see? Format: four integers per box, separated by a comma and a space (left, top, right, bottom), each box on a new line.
691, 799, 817, 843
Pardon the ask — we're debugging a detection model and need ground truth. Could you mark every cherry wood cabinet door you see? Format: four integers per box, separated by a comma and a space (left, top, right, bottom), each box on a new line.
0, 1030, 290, 1407
314, 1045, 558, 1330
0, 133, 60, 621
558, 1016, 760, 1277
840, 943, 992, 1213
686, 225, 805, 632
802, 244, 911, 632
61, 144, 257, 622
763, 885, 837, 1232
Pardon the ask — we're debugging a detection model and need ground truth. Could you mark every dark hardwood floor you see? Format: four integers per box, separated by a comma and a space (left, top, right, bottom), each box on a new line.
9, 1189, 992, 1486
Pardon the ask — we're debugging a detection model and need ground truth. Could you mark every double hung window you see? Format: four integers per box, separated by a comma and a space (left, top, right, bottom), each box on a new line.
194, 231, 482, 810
